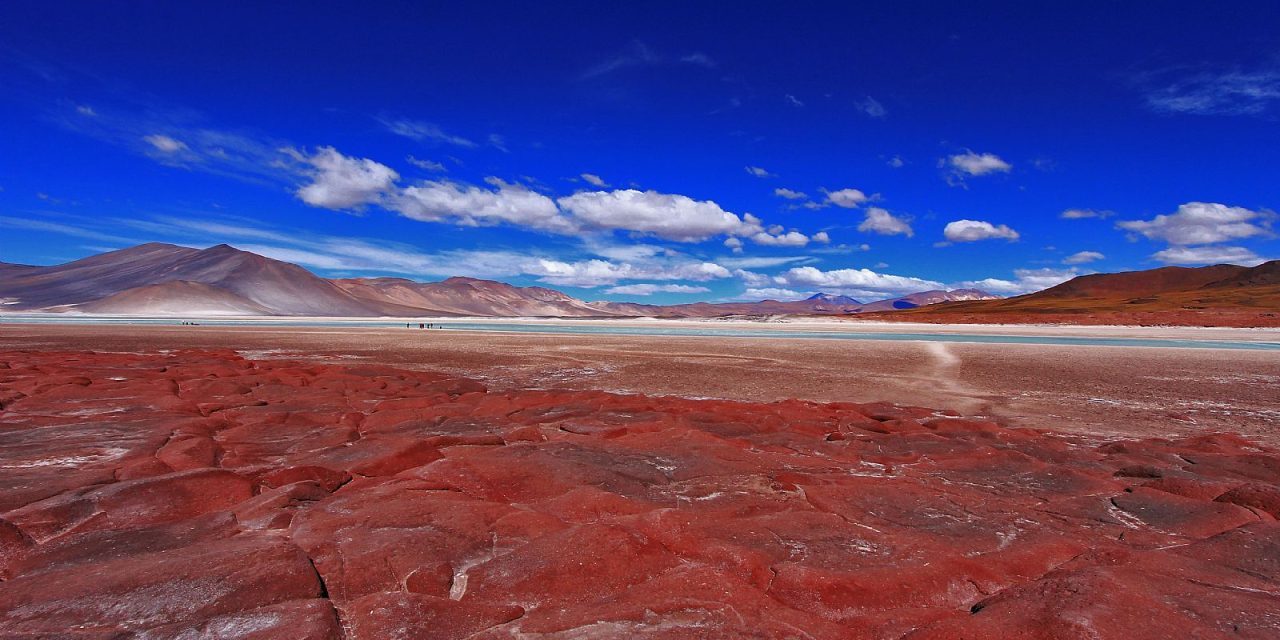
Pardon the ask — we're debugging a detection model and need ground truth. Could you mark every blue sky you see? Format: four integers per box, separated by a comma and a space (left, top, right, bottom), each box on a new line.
1, 1, 1277, 303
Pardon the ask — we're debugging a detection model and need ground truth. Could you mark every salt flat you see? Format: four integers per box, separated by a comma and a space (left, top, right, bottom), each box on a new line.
2, 320, 1277, 445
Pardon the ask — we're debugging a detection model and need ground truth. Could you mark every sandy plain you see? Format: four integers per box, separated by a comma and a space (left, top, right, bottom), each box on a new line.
2, 319, 1277, 446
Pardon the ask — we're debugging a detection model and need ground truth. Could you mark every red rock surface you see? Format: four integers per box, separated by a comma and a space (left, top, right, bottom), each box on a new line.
1, 349, 1278, 638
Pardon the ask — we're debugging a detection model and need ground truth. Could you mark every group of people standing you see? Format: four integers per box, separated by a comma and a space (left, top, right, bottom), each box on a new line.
408, 322, 444, 329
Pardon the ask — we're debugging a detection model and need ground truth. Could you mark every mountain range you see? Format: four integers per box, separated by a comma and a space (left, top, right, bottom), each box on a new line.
863, 260, 1280, 326
0, 243, 999, 318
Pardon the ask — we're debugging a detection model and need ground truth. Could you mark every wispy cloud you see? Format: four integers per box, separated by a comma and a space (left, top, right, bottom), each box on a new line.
379, 117, 477, 147
582, 41, 717, 79
1144, 66, 1280, 116
854, 96, 886, 118
0, 214, 138, 245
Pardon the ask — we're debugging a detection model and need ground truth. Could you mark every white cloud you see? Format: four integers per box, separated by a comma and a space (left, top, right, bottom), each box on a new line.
721, 255, 813, 269
581, 173, 608, 187
680, 52, 717, 68
294, 146, 400, 209
529, 258, 730, 287
393, 177, 570, 232
1063, 250, 1105, 264
750, 230, 810, 247
942, 150, 1011, 185
582, 41, 715, 79
1061, 208, 1113, 219
380, 118, 476, 147
76, 104, 97, 116
785, 94, 805, 107
143, 134, 187, 153
855, 96, 886, 118
812, 231, 831, 244
745, 166, 775, 178
824, 188, 870, 209
557, 189, 761, 242
488, 133, 508, 152
743, 287, 808, 301
289, 148, 802, 246
858, 207, 913, 237
603, 283, 710, 296
944, 151, 1012, 176
723, 237, 744, 253
957, 268, 1079, 296
1116, 202, 1272, 245
1145, 68, 1280, 116
775, 266, 943, 296
943, 219, 1020, 242
1151, 245, 1264, 266
774, 188, 807, 200
406, 156, 446, 172
886, 155, 905, 168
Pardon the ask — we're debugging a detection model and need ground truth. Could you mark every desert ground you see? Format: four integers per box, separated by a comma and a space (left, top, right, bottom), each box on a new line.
2, 320, 1277, 444
3, 320, 1280, 637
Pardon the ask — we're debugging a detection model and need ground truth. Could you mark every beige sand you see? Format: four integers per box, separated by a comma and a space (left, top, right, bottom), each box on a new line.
2, 321, 1277, 445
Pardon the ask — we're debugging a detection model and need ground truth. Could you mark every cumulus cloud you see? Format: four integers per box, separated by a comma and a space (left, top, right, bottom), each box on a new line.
775, 266, 943, 296
1061, 208, 1113, 219
941, 150, 1011, 186
723, 237, 744, 253
812, 231, 831, 244
603, 283, 710, 296
942, 219, 1020, 242
529, 258, 730, 287
824, 188, 870, 209
774, 188, 807, 200
581, 173, 608, 187
858, 207, 913, 237
143, 134, 187, 153
1151, 245, 1264, 265
750, 230, 810, 247
1063, 251, 1105, 264
294, 147, 400, 209
289, 147, 809, 246
557, 189, 761, 242
743, 287, 808, 301
393, 178, 569, 232
945, 151, 1012, 176
1116, 202, 1272, 245
957, 268, 1079, 296
380, 118, 476, 147
886, 155, 905, 168
745, 166, 775, 178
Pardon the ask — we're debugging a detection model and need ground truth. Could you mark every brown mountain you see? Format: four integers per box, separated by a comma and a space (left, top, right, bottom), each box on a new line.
0, 243, 395, 316
1, 242, 996, 318
864, 261, 1280, 327
333, 276, 619, 317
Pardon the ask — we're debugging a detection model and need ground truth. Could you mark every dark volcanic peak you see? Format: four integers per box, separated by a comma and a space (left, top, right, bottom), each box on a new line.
806, 293, 863, 305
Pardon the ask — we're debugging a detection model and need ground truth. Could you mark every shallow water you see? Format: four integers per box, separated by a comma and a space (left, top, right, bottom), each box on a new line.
4, 315, 1279, 351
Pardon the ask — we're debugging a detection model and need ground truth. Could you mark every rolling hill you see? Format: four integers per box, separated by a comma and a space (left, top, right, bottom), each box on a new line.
863, 261, 1280, 327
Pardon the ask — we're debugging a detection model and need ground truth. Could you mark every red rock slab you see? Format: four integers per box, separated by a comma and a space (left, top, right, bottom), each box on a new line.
134, 599, 341, 640
1, 349, 1278, 638
5, 468, 254, 541
0, 535, 322, 635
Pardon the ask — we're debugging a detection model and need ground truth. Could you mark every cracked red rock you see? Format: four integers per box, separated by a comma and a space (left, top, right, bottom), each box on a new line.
0, 349, 1278, 638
